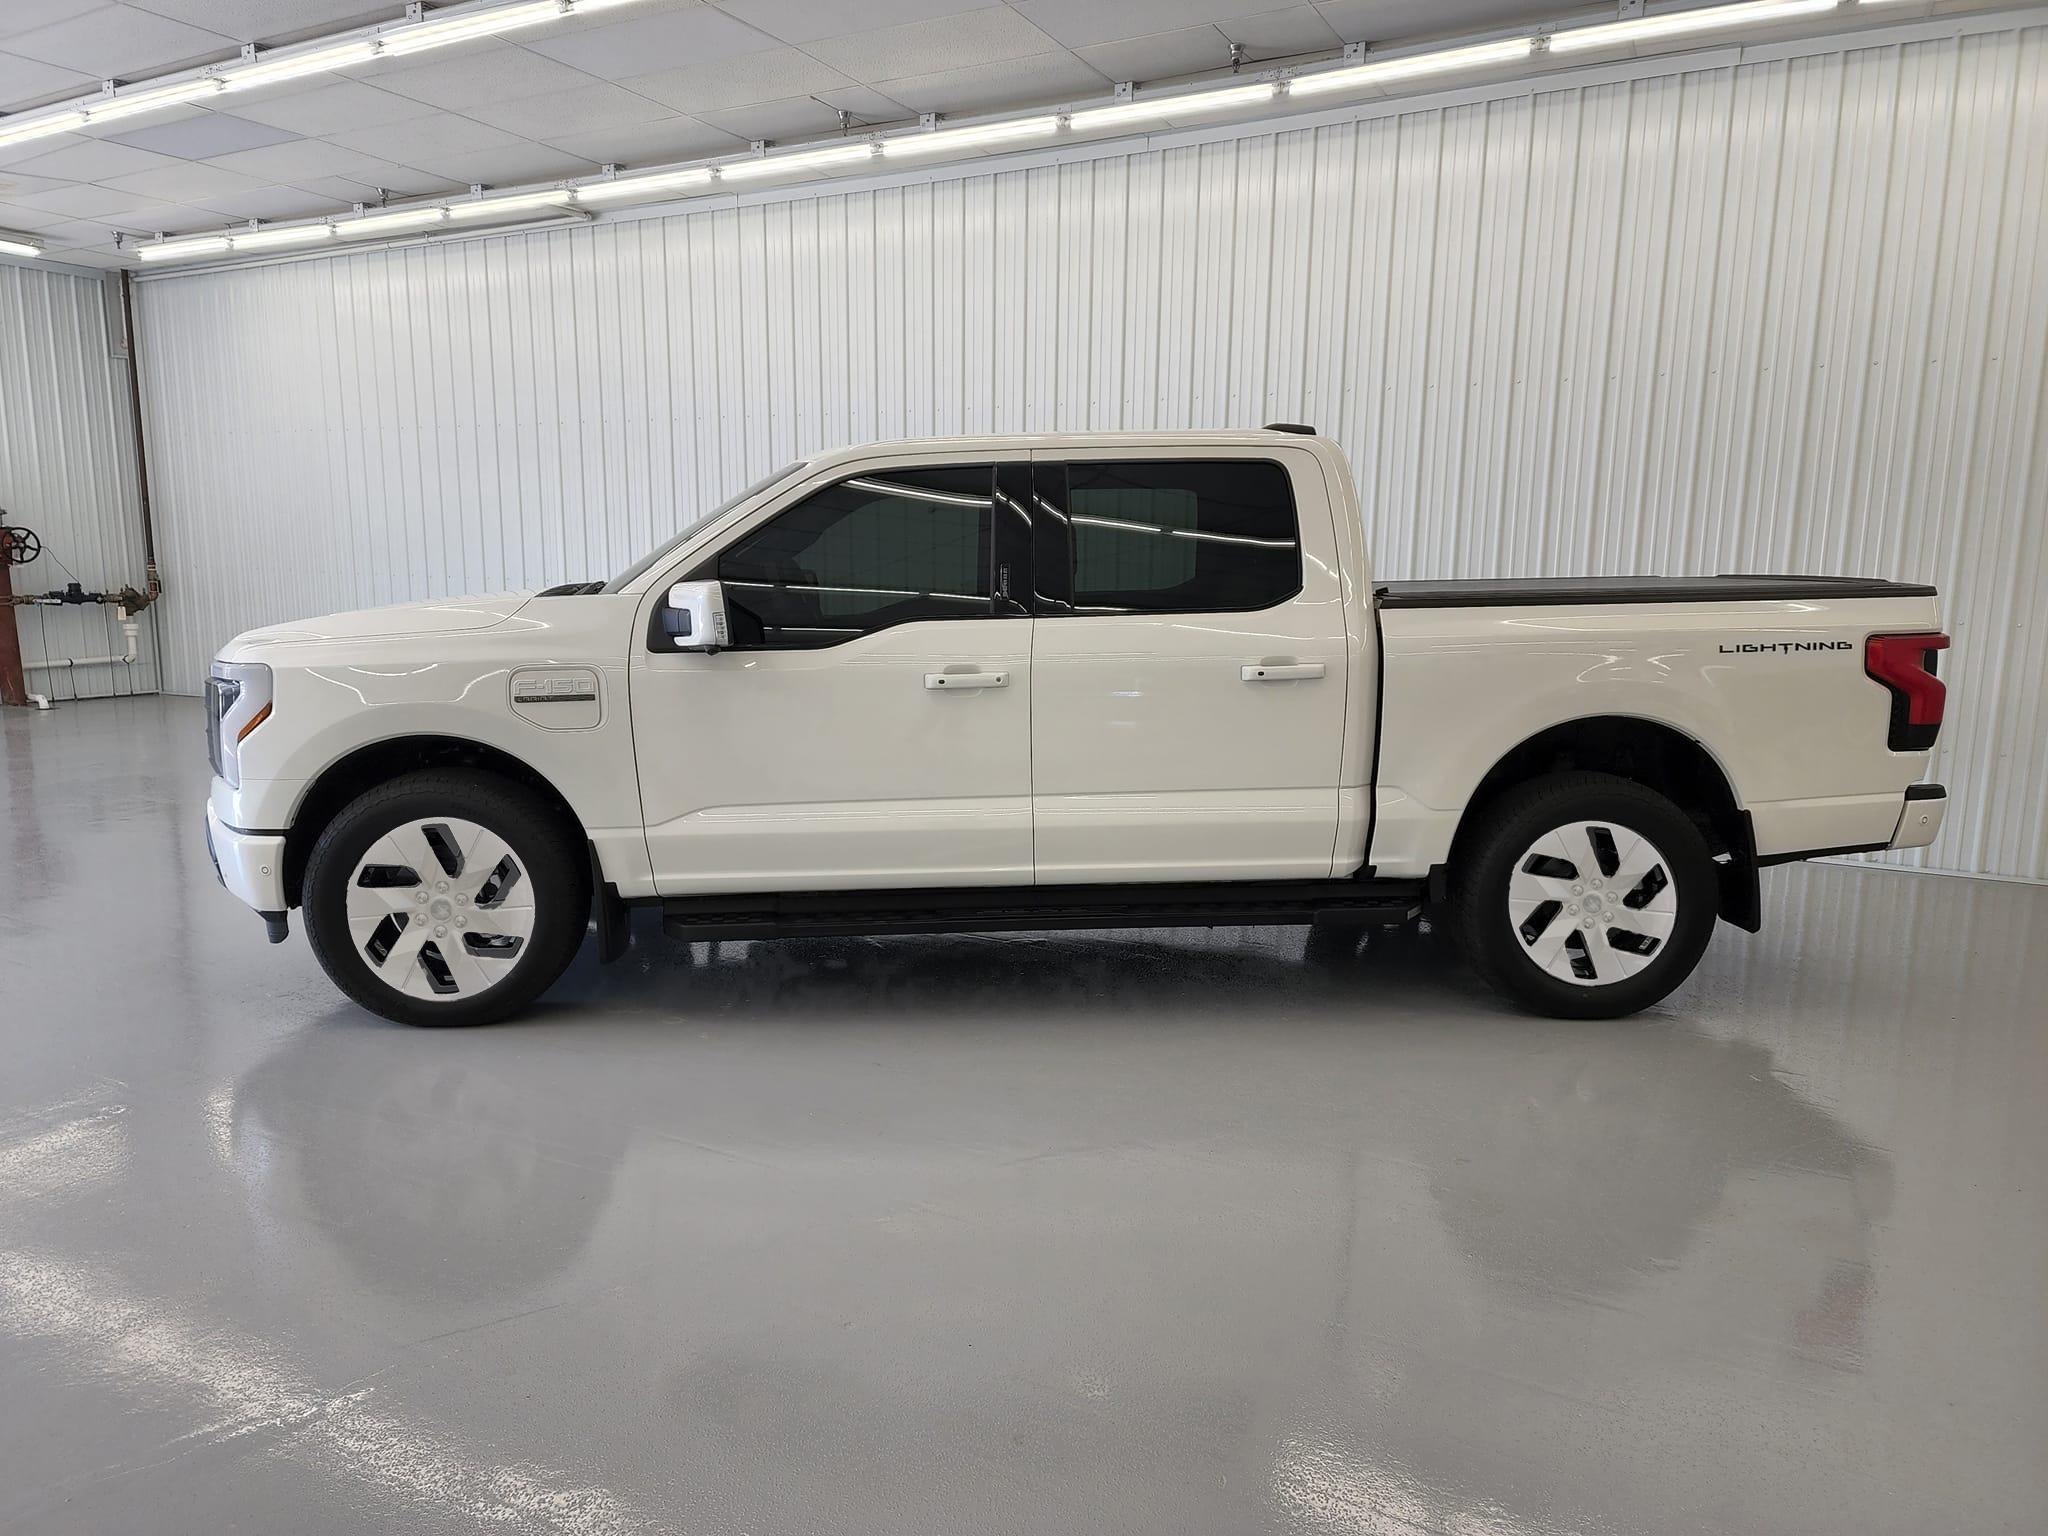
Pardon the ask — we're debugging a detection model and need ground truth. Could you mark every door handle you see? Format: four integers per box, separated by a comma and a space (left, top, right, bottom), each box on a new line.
1241, 662, 1325, 682
925, 670, 1009, 690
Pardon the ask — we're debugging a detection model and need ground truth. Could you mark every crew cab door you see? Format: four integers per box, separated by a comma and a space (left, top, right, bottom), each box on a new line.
1026, 447, 1350, 881
630, 457, 1033, 895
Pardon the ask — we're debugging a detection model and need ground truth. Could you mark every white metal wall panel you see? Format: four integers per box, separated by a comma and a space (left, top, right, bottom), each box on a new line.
133, 21, 2048, 879
0, 263, 151, 700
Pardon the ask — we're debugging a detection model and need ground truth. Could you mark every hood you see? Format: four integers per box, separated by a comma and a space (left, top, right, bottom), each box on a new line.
221, 591, 537, 655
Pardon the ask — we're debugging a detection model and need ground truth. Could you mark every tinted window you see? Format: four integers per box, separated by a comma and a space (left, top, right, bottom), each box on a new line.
718, 466, 993, 648
1065, 460, 1299, 614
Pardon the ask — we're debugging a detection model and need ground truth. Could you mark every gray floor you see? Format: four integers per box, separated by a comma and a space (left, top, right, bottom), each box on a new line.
2, 695, 2043, 1536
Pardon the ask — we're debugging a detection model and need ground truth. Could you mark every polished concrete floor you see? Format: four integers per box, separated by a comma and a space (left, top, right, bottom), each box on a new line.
1, 695, 2043, 1535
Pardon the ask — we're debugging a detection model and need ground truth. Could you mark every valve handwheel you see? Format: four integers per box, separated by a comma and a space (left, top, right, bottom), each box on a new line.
0, 524, 41, 565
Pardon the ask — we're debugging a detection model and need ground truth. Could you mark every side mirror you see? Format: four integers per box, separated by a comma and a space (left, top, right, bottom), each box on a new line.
661, 580, 730, 653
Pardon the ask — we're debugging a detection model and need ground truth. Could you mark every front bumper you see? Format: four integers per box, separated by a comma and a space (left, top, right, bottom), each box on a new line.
1890, 783, 1947, 850
205, 799, 288, 917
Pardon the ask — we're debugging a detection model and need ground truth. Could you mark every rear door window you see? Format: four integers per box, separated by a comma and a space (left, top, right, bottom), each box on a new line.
1062, 459, 1300, 614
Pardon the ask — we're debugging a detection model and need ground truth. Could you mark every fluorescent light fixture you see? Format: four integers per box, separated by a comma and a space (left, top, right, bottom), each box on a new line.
337, 205, 449, 237
574, 166, 715, 202
1291, 36, 1536, 95
1549, 0, 1839, 53
231, 223, 334, 252
1067, 81, 1279, 132
378, 0, 565, 56
80, 76, 225, 125
138, 235, 229, 262
0, 232, 43, 258
0, 109, 84, 147
0, 0, 659, 148
718, 142, 877, 182
882, 114, 1060, 157
218, 39, 379, 92
448, 188, 572, 219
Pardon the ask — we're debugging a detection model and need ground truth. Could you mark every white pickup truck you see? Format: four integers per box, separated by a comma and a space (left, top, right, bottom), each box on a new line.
204, 428, 1950, 1025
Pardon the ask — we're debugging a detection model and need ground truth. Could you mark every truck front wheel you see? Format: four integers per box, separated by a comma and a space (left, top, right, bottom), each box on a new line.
302, 769, 589, 1026
1451, 772, 1717, 1019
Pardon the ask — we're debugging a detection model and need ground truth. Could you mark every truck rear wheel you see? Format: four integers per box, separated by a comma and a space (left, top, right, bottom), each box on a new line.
302, 769, 589, 1026
1451, 772, 1716, 1019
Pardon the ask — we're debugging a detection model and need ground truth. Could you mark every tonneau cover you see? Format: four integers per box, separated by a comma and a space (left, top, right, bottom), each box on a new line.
1376, 574, 1937, 609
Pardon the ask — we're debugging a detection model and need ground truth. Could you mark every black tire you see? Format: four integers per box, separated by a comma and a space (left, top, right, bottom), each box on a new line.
1450, 772, 1716, 1019
302, 769, 589, 1026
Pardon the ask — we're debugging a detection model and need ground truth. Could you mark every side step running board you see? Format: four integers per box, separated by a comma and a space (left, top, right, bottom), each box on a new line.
660, 879, 1423, 944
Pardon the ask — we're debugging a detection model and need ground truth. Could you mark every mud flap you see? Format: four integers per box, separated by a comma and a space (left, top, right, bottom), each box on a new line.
591, 847, 631, 964
1717, 813, 1763, 933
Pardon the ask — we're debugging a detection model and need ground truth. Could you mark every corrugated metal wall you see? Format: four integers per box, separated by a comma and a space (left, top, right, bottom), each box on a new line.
132, 19, 2048, 880
0, 262, 152, 700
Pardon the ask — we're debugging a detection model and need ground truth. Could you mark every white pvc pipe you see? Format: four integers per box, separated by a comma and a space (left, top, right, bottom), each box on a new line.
24, 607, 139, 673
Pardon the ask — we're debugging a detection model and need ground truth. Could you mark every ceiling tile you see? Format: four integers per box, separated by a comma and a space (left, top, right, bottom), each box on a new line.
205, 137, 408, 183
874, 50, 1110, 114
106, 110, 300, 159
0, 198, 76, 230
526, 6, 778, 76
539, 115, 746, 168
807, 7, 1062, 83
0, 166, 75, 197
284, 173, 378, 204
99, 158, 266, 201
3, 5, 236, 78
1074, 26, 1238, 85
29, 215, 126, 246
466, 82, 672, 141
0, 131, 90, 169
8, 178, 154, 216
399, 145, 602, 186
327, 112, 523, 163
697, 97, 879, 143
197, 183, 351, 220
0, 2, 113, 43
0, 45, 98, 111
694, 78, 911, 140
223, 80, 438, 137
537, 0, 702, 35
1217, 6, 1343, 55
92, 200, 209, 233
368, 43, 603, 110
621, 46, 859, 115
120, 1, 393, 45
808, 81, 914, 120
293, 168, 459, 201
1016, 0, 1291, 47
8, 135, 184, 181
715, 0, 1003, 46
1312, 0, 1550, 42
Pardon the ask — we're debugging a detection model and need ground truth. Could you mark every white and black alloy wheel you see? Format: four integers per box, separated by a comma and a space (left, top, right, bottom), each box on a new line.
1506, 819, 1678, 986
1453, 772, 1717, 1018
303, 769, 588, 1026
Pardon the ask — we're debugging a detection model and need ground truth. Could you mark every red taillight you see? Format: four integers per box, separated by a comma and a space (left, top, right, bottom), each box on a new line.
1865, 632, 1949, 751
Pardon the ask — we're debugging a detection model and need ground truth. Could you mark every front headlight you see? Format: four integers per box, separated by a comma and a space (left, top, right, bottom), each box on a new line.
207, 660, 272, 788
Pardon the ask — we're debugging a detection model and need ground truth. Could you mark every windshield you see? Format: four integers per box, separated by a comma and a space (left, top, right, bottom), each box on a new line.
604, 462, 807, 591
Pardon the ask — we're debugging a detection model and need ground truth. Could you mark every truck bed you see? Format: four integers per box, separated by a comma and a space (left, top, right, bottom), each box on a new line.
1376, 575, 1937, 608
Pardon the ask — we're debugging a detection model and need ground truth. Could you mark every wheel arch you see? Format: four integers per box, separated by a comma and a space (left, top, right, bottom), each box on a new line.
281, 735, 583, 909
1445, 715, 1759, 931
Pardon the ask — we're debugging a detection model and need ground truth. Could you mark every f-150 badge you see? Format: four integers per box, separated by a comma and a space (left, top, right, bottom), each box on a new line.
509, 667, 602, 728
